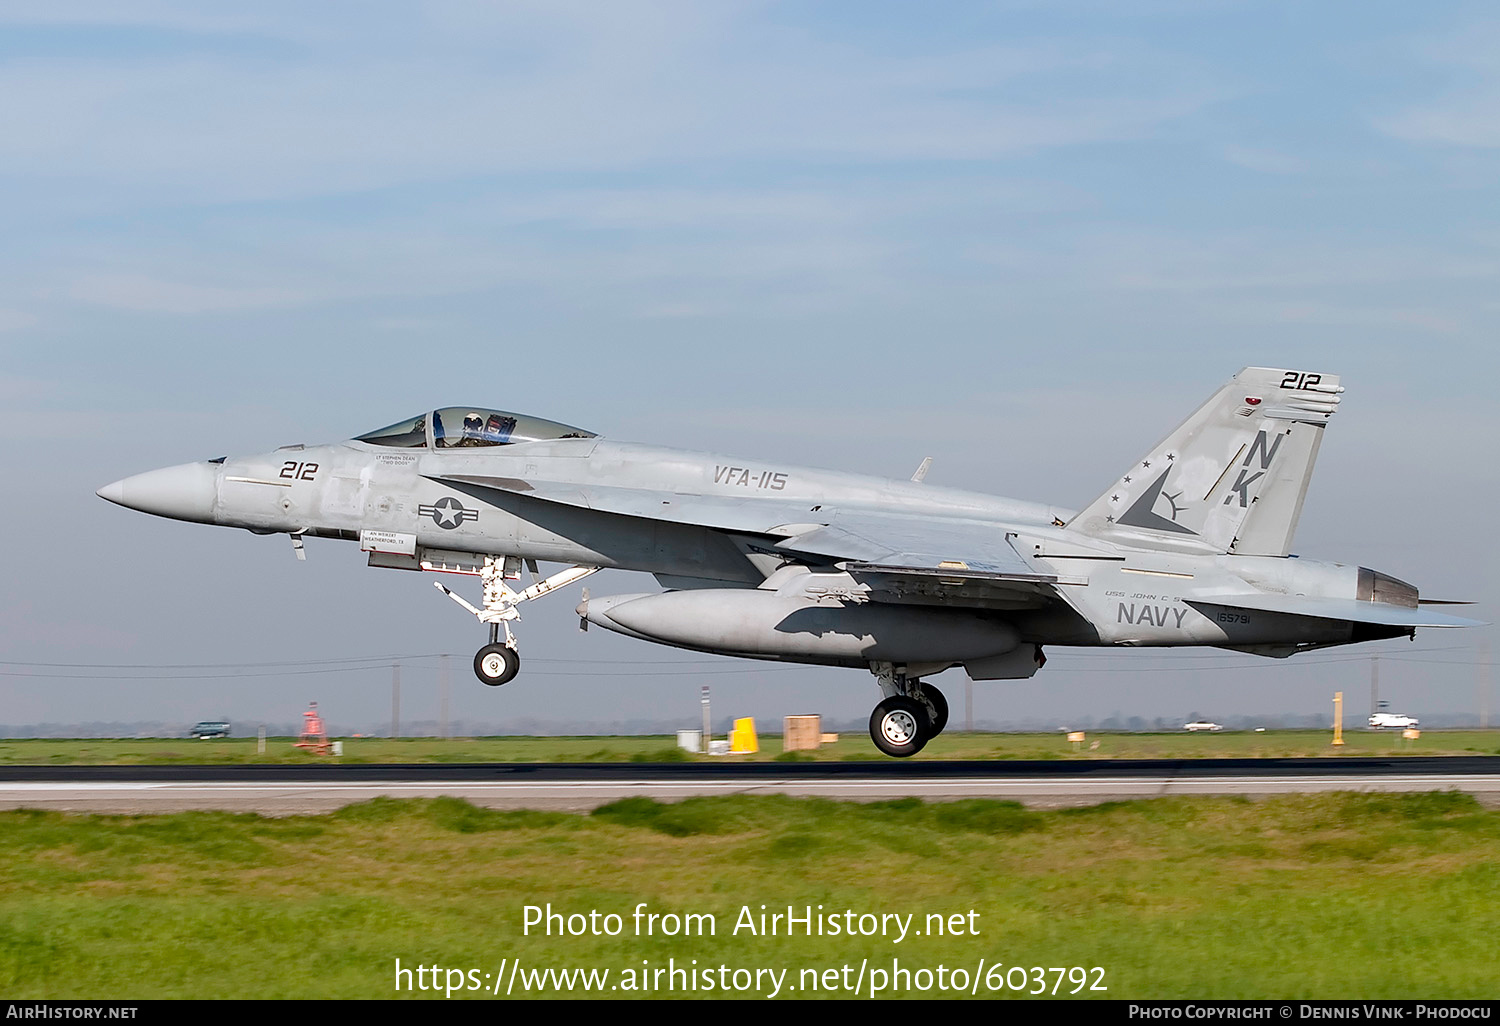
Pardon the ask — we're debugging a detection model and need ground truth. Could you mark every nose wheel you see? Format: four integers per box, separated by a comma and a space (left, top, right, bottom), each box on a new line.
474, 643, 520, 686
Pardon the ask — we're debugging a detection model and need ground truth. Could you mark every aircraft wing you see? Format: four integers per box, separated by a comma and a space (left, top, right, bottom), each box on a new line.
433, 473, 1072, 609
433, 474, 830, 536
776, 511, 1077, 610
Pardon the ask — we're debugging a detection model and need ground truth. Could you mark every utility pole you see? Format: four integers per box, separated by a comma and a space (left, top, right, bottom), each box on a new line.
391, 662, 400, 739
701, 686, 711, 750
1369, 656, 1379, 730
440, 654, 450, 739
1481, 639, 1492, 730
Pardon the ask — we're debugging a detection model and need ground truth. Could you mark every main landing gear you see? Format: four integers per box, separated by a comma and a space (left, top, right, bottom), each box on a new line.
433, 556, 598, 686
867, 662, 949, 758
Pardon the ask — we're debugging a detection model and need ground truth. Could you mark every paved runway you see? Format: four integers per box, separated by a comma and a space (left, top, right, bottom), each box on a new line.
2, 758, 1497, 814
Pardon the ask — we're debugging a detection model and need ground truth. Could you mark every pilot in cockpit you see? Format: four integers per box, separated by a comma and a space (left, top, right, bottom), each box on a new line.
444, 411, 486, 447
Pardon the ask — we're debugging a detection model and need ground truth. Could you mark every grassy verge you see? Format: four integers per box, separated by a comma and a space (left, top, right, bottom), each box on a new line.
0, 729, 1496, 765
2, 792, 1497, 998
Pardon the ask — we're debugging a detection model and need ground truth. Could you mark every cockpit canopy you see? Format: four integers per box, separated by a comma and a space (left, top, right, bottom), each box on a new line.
356, 408, 598, 449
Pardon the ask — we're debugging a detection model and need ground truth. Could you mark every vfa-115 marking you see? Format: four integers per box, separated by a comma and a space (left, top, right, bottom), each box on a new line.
97, 370, 1481, 757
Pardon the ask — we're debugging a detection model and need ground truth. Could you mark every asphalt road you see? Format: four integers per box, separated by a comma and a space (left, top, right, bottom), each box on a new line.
2, 758, 1497, 814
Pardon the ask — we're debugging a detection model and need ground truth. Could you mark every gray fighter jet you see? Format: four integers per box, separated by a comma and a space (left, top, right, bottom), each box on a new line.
97, 368, 1479, 756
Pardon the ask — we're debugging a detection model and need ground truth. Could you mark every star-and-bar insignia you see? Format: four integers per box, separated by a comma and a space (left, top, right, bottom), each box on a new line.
418, 496, 480, 530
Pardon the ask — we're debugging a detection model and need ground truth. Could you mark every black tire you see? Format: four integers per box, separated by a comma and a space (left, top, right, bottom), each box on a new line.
917, 683, 949, 737
474, 643, 520, 686
869, 696, 930, 758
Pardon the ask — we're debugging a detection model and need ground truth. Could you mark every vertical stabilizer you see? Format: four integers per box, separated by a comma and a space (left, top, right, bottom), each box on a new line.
1066, 367, 1342, 554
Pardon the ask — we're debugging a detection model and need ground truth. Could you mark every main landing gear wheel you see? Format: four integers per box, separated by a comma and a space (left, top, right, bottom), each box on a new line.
869, 696, 930, 758
916, 684, 949, 737
474, 643, 520, 686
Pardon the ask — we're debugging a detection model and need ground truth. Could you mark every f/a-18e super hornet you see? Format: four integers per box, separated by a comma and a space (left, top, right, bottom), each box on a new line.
98, 369, 1479, 757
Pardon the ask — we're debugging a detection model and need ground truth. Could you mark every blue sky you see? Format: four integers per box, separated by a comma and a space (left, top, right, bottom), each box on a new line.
1, 2, 1494, 733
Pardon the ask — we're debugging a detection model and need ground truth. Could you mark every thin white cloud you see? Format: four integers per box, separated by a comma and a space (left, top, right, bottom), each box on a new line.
1374, 20, 1500, 148
0, 308, 38, 332
1259, 302, 1460, 333
1076, 233, 1500, 293
1222, 144, 1306, 174
70, 273, 311, 314
0, 8, 1218, 206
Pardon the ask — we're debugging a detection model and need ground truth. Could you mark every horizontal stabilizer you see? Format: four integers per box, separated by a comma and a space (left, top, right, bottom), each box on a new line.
1187, 594, 1485, 629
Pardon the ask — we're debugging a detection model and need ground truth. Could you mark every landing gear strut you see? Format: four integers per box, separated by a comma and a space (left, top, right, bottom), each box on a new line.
433, 557, 598, 686
914, 681, 949, 736
866, 662, 949, 758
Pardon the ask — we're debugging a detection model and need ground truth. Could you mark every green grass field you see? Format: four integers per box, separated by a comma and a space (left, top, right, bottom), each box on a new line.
1, 729, 1496, 765
3, 791, 1498, 999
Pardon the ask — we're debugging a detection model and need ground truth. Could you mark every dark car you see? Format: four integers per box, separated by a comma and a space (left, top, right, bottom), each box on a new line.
190, 721, 231, 739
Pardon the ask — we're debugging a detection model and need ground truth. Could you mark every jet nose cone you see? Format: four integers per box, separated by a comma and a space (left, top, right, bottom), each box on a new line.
96, 462, 219, 524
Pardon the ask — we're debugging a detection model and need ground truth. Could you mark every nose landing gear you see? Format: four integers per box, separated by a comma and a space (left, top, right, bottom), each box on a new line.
432, 556, 599, 686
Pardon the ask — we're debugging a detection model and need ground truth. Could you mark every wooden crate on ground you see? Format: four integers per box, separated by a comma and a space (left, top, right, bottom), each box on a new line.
784, 715, 823, 752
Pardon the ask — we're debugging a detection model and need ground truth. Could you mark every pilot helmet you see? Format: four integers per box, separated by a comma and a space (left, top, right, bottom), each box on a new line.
463, 411, 484, 436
